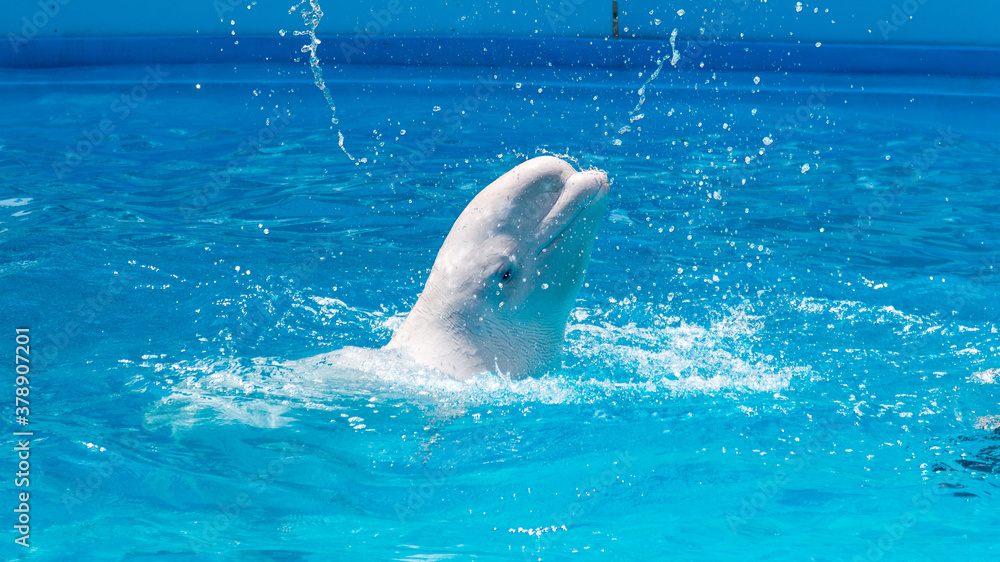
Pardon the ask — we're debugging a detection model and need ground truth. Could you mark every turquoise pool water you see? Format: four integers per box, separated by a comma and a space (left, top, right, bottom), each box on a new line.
2, 60, 1000, 560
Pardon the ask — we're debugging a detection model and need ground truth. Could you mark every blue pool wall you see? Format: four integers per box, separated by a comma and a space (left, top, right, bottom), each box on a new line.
2, 0, 1000, 73
4, 0, 1000, 45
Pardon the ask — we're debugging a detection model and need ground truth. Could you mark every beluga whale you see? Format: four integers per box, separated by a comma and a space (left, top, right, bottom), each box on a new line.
385, 156, 610, 380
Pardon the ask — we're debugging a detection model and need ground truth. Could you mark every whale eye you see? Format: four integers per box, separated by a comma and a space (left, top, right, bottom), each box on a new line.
494, 265, 516, 289
490, 260, 516, 290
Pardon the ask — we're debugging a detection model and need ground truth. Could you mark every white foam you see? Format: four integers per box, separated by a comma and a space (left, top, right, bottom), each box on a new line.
148, 301, 810, 430
972, 368, 999, 385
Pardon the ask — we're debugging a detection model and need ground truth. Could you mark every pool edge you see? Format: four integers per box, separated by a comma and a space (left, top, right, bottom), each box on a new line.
2, 36, 999, 77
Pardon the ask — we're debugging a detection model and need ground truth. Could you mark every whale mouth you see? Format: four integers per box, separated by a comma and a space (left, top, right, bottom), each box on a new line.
535, 169, 610, 256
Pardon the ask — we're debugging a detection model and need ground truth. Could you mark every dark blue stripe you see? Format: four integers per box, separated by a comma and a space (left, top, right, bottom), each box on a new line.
2, 35, 998, 76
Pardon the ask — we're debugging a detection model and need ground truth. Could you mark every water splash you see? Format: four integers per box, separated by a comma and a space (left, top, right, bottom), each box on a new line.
628, 29, 680, 118
631, 28, 679, 119
289, 0, 355, 161
145, 297, 810, 433
612, 29, 679, 145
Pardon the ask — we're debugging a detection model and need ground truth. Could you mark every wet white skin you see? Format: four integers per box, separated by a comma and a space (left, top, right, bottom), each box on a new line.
385, 156, 610, 380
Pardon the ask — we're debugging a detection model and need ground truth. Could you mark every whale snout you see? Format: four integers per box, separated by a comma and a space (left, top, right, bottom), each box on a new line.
558, 168, 611, 221
574, 169, 609, 190
567, 169, 610, 202
532, 167, 610, 256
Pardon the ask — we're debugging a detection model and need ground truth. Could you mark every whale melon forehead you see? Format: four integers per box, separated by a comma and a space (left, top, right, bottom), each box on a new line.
451, 156, 578, 236
489, 156, 577, 196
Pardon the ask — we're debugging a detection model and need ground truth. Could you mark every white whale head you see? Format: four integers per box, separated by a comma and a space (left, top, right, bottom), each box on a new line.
386, 156, 610, 380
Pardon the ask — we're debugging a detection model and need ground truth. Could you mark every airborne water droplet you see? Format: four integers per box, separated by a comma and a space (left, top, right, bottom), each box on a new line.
292, 0, 352, 160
